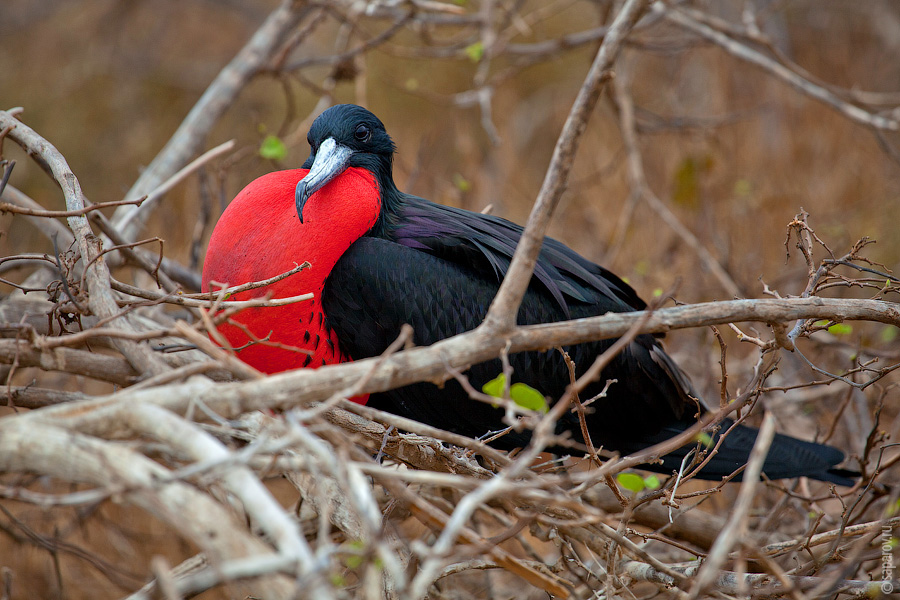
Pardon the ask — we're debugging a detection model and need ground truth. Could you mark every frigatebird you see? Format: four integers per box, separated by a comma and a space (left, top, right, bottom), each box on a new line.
203, 104, 854, 484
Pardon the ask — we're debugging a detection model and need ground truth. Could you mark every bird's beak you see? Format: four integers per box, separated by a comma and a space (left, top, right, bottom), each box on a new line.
296, 137, 353, 223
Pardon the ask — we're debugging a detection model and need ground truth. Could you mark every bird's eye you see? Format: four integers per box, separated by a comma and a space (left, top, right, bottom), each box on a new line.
354, 124, 371, 142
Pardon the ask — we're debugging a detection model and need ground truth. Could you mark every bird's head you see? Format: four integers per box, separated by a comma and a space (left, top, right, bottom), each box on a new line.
296, 104, 397, 223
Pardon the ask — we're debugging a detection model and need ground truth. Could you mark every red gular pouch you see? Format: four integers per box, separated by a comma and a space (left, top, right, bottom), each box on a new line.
202, 166, 382, 405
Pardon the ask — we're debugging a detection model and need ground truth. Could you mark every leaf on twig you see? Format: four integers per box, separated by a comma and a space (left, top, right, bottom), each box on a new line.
259, 135, 287, 160
464, 41, 484, 62
482, 374, 549, 413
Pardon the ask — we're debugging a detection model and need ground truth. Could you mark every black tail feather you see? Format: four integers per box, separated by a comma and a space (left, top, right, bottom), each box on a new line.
611, 419, 857, 485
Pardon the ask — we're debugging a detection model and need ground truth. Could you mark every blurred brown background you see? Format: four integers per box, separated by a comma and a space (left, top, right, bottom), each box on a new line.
1, 0, 898, 597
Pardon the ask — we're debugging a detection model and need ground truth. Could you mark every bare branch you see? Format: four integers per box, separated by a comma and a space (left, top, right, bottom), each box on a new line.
483, 0, 649, 332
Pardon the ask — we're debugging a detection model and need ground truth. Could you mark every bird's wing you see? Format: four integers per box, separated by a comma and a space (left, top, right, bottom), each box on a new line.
388, 196, 647, 313
322, 236, 695, 450
325, 238, 852, 484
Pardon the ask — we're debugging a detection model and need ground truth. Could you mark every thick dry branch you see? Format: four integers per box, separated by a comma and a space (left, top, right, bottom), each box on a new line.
14, 297, 896, 432
0, 339, 139, 387
2, 386, 90, 409
759, 515, 900, 556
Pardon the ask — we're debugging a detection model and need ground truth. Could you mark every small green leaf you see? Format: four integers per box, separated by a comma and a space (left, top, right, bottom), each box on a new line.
452, 173, 471, 192
887, 498, 900, 517
643, 475, 661, 490
813, 320, 830, 328
881, 326, 898, 343
652, 288, 664, 298
345, 554, 363, 569
482, 373, 507, 398
827, 323, 852, 336
482, 375, 547, 412
510, 383, 548, 413
464, 41, 484, 62
808, 511, 819, 519
617, 473, 646, 493
695, 432, 714, 448
259, 134, 287, 160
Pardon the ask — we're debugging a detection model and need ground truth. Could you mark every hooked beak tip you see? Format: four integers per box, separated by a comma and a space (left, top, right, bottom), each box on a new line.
295, 181, 309, 223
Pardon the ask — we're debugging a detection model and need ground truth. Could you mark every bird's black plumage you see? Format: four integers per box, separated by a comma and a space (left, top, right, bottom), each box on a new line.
302, 104, 854, 484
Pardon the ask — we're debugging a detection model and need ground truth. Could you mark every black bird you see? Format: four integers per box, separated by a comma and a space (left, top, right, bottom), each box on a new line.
203, 104, 854, 484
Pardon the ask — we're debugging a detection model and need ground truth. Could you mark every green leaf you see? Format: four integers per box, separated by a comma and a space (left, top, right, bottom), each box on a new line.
259, 134, 287, 160
510, 383, 548, 413
887, 498, 900, 517
452, 173, 472, 192
643, 475, 661, 490
695, 432, 714, 448
464, 41, 484, 62
827, 323, 852, 336
881, 326, 898, 343
813, 320, 830, 328
482, 373, 506, 398
345, 554, 363, 569
652, 288, 663, 298
482, 375, 547, 412
617, 473, 646, 493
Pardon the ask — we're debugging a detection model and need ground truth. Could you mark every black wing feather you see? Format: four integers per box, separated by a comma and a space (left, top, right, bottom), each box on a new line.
390, 196, 646, 312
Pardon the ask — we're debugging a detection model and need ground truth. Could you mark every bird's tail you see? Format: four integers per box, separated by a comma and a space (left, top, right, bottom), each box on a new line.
648, 419, 857, 485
